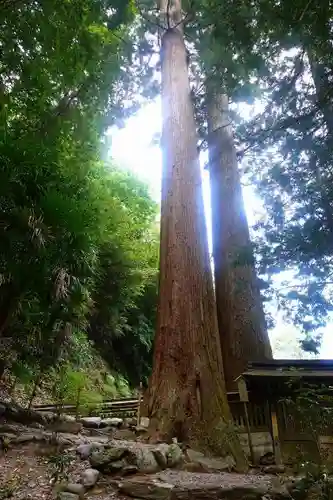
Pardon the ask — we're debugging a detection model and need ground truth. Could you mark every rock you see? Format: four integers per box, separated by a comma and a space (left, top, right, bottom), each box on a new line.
118, 470, 290, 500
76, 442, 104, 459
140, 417, 150, 428
119, 479, 175, 500
101, 417, 123, 428
152, 445, 169, 469
80, 416, 102, 428
127, 447, 159, 473
166, 443, 183, 468
113, 428, 136, 440
57, 493, 80, 500
123, 465, 139, 475
0, 423, 22, 434
81, 468, 100, 488
0, 401, 46, 425
61, 415, 77, 423
185, 449, 235, 472
90, 446, 128, 471
13, 432, 41, 444
108, 459, 127, 472
263, 465, 286, 474
259, 451, 275, 465
135, 426, 149, 435
63, 483, 85, 496
29, 422, 44, 429
124, 417, 137, 428
0, 403, 6, 416
47, 421, 83, 434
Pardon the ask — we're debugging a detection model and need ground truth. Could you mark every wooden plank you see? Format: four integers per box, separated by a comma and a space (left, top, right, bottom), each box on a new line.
238, 377, 249, 403
271, 406, 282, 465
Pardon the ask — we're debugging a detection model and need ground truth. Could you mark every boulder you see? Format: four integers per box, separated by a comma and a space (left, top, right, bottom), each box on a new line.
118, 470, 291, 500
123, 465, 139, 475
185, 449, 235, 472
124, 417, 137, 428
90, 446, 128, 471
101, 417, 123, 428
61, 415, 77, 423
119, 479, 175, 500
152, 444, 169, 469
139, 417, 150, 428
57, 493, 80, 500
47, 421, 83, 434
262, 465, 286, 474
113, 428, 136, 440
259, 451, 275, 465
81, 468, 100, 488
166, 443, 183, 468
76, 442, 104, 460
63, 483, 85, 496
135, 426, 149, 435
13, 432, 42, 444
127, 447, 159, 473
0, 402, 46, 425
80, 417, 102, 428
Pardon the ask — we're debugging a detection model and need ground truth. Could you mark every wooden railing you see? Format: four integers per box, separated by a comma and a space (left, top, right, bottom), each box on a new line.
33, 396, 271, 432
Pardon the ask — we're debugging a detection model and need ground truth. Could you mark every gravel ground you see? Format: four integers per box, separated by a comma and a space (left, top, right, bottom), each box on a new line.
0, 444, 124, 500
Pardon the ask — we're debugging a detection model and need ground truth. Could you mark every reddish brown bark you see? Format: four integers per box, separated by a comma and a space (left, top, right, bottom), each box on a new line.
145, 1, 247, 470
207, 92, 272, 392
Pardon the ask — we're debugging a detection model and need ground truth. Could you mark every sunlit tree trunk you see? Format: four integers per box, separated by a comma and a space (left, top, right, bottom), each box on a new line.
207, 91, 272, 391
145, 0, 247, 470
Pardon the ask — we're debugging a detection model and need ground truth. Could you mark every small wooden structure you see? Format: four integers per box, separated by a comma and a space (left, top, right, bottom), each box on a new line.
235, 359, 333, 465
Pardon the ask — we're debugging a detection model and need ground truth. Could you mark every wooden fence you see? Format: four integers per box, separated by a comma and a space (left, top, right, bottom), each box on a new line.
33, 397, 271, 432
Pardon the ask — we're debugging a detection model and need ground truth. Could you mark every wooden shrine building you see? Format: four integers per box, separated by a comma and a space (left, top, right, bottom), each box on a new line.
232, 359, 333, 465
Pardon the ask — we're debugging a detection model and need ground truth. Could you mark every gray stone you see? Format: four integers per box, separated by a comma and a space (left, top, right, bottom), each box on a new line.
47, 421, 83, 434
0, 403, 6, 416
80, 416, 102, 428
113, 428, 136, 440
259, 451, 275, 465
152, 448, 168, 469
108, 459, 127, 472
76, 442, 104, 459
135, 425, 149, 435
57, 493, 80, 500
122, 465, 139, 475
13, 433, 38, 443
166, 443, 183, 468
81, 468, 100, 488
119, 479, 175, 500
64, 483, 85, 496
139, 417, 150, 428
262, 465, 286, 474
119, 471, 291, 500
90, 446, 128, 471
185, 449, 235, 472
152, 443, 169, 469
124, 417, 137, 428
127, 447, 159, 473
101, 417, 123, 428
61, 415, 77, 423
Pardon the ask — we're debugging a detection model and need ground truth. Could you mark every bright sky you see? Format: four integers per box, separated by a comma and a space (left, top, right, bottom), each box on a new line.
109, 99, 332, 359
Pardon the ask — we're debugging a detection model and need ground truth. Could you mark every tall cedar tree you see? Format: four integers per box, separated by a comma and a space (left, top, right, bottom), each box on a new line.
207, 91, 272, 390
145, 0, 247, 469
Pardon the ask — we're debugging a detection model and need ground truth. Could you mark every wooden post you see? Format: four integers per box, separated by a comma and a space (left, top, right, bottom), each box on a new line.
244, 401, 255, 465
137, 382, 142, 426
270, 404, 282, 465
237, 377, 255, 464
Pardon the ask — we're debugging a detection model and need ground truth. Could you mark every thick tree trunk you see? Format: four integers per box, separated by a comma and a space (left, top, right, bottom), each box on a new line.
207, 92, 272, 392
146, 0, 247, 470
